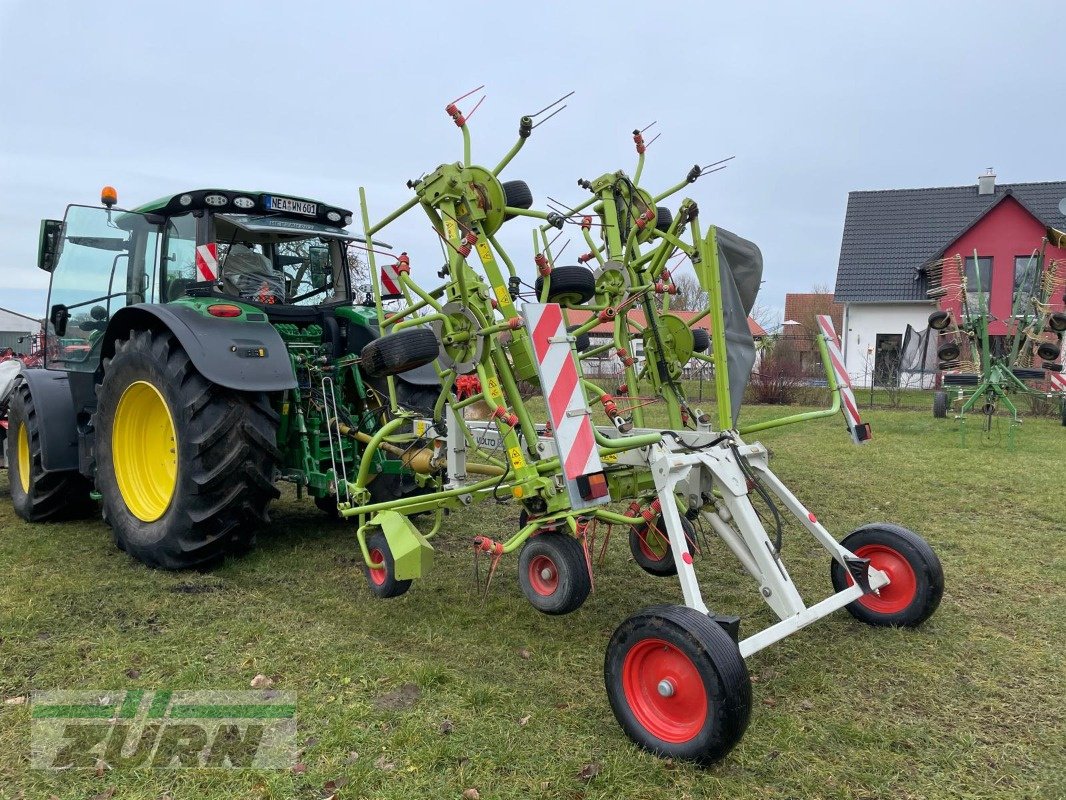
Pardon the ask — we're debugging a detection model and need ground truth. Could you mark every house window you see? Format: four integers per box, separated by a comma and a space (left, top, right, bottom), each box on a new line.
1013, 255, 1039, 296
964, 256, 993, 293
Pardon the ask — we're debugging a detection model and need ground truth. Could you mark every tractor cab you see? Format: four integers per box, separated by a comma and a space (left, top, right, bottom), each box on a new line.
37, 188, 364, 372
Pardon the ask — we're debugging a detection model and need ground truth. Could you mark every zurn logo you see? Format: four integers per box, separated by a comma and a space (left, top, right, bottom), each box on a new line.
30, 690, 296, 769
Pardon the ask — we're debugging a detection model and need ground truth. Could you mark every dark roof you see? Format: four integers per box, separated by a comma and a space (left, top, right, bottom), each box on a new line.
834, 180, 1066, 302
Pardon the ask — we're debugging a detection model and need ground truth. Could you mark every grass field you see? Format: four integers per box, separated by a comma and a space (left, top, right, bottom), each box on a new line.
1, 400, 1064, 799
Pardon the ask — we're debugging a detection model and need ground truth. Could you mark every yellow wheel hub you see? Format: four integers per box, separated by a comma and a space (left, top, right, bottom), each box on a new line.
17, 422, 30, 494
112, 380, 177, 522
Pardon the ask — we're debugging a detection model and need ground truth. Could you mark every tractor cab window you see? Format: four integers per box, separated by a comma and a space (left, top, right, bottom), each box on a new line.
160, 213, 199, 302
213, 214, 352, 307
45, 205, 160, 371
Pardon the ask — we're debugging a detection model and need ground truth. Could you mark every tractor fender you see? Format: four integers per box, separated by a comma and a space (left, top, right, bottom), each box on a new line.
368, 510, 434, 581
15, 369, 79, 472
102, 304, 297, 392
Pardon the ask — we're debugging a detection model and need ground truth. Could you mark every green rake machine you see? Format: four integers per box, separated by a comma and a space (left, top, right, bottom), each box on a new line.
926, 236, 1066, 443
339, 91, 944, 764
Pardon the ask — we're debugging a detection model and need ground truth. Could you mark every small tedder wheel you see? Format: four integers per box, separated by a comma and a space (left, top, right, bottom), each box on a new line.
363, 531, 412, 599
830, 523, 944, 627
629, 514, 696, 577
937, 342, 961, 362
691, 328, 710, 354
927, 310, 952, 331
567, 325, 591, 353
1047, 312, 1066, 333
605, 604, 751, 765
517, 532, 591, 615
360, 328, 440, 378
502, 180, 534, 221
1036, 341, 1061, 362
534, 266, 596, 306
654, 206, 673, 233
932, 390, 948, 419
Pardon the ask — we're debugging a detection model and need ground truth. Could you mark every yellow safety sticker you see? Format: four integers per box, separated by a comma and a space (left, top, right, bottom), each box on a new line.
486, 376, 503, 401
444, 218, 458, 241
414, 420, 428, 436
476, 240, 493, 263
494, 284, 513, 307
601, 453, 618, 464
508, 446, 526, 470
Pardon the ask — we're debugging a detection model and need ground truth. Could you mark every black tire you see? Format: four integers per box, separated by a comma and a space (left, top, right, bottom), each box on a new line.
932, 390, 948, 419
502, 180, 533, 220
691, 328, 710, 354
517, 531, 591, 615
7, 378, 94, 522
927, 310, 952, 331
654, 206, 673, 233
360, 329, 440, 378
1036, 341, 1061, 362
94, 329, 280, 569
1047, 312, 1066, 333
605, 604, 751, 765
363, 530, 411, 598
567, 325, 591, 353
518, 508, 562, 534
937, 342, 961, 362
629, 514, 696, 577
830, 523, 943, 627
314, 495, 339, 518
534, 266, 596, 306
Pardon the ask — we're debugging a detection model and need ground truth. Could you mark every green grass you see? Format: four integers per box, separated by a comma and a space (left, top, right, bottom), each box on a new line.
1, 404, 1064, 799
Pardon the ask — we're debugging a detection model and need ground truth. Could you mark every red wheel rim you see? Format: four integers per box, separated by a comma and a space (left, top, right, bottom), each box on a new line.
527, 554, 559, 596
850, 543, 917, 614
621, 637, 708, 743
368, 548, 387, 586
636, 524, 669, 562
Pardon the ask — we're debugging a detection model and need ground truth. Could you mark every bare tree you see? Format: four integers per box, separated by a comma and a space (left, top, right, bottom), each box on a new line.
668, 272, 708, 312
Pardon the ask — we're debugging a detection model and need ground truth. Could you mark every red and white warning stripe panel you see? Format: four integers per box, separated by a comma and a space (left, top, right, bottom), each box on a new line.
380, 263, 403, 298
195, 243, 218, 282
524, 303, 609, 508
1048, 367, 1066, 393
817, 314, 871, 445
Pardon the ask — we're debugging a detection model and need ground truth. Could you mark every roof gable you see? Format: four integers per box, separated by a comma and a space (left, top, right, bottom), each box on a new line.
834, 180, 1066, 303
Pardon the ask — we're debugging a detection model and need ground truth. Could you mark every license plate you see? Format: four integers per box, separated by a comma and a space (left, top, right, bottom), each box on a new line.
265, 195, 317, 216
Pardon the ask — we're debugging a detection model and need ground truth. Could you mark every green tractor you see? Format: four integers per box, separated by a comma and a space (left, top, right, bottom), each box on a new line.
6, 187, 440, 568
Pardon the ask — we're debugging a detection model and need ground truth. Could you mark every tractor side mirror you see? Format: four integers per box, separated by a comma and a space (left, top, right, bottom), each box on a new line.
38, 219, 63, 272
49, 304, 70, 337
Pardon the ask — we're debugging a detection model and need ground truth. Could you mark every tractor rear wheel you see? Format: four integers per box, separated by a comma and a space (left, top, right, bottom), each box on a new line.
932, 390, 948, 418
7, 378, 94, 521
605, 605, 751, 764
94, 329, 280, 569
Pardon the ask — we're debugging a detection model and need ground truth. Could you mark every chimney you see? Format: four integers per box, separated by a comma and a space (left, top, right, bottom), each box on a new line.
978, 168, 996, 196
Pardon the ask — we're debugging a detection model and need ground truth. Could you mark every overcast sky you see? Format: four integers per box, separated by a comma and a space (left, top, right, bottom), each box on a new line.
1, 1, 1063, 321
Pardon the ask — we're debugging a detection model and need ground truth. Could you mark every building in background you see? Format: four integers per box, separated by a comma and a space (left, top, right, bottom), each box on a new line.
833, 172, 1066, 387
0, 307, 40, 353
781, 292, 844, 374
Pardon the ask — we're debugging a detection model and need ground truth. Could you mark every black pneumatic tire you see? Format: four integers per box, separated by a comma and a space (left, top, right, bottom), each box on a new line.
502, 180, 534, 221
928, 310, 952, 331
94, 329, 281, 569
7, 378, 94, 522
605, 604, 751, 765
1047, 312, 1066, 333
534, 266, 596, 306
363, 530, 412, 599
360, 328, 440, 378
567, 325, 591, 353
654, 206, 673, 233
517, 531, 591, 615
937, 342, 961, 362
830, 523, 944, 627
691, 328, 710, 353
629, 514, 696, 577
932, 390, 948, 419
1036, 342, 1061, 362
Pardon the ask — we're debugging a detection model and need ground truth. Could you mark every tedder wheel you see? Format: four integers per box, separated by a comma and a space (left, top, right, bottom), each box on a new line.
937, 342, 961, 362
691, 328, 710, 353
605, 604, 751, 765
1047, 311, 1066, 333
7, 378, 93, 521
360, 328, 440, 378
830, 523, 944, 627
502, 180, 534, 220
362, 530, 411, 598
654, 206, 673, 233
567, 325, 591, 353
629, 513, 696, 577
1036, 341, 1061, 362
534, 266, 596, 306
517, 531, 591, 615
927, 310, 952, 330
94, 329, 281, 569
932, 390, 948, 419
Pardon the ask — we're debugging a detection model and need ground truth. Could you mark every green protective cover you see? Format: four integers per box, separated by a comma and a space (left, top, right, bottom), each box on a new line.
371, 510, 434, 580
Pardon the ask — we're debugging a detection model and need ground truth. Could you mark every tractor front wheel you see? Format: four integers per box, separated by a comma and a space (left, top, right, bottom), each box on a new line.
605, 605, 751, 764
7, 378, 93, 521
830, 523, 943, 627
94, 329, 280, 569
